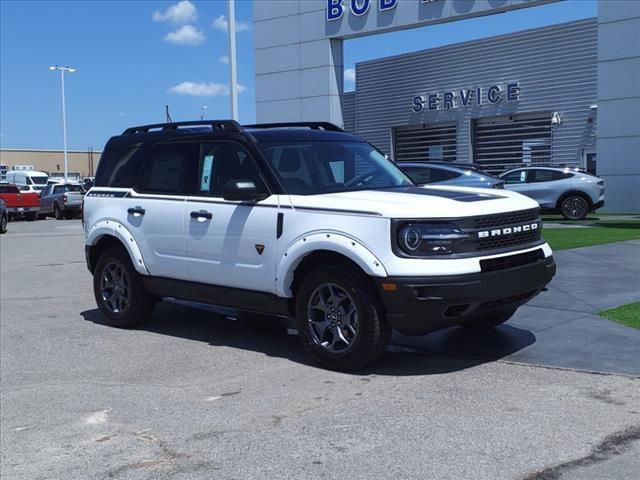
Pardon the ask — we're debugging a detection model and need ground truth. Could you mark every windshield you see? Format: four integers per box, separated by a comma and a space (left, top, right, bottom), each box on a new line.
30, 176, 48, 185
259, 141, 413, 195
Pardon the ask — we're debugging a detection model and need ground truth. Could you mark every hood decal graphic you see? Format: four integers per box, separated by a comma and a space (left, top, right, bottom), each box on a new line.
378, 186, 502, 202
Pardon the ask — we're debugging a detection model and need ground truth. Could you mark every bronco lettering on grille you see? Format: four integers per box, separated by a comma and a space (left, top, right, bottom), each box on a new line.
477, 222, 539, 238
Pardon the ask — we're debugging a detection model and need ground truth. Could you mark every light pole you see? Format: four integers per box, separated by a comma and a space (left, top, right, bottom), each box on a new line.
200, 105, 208, 120
49, 65, 75, 182
227, 0, 238, 120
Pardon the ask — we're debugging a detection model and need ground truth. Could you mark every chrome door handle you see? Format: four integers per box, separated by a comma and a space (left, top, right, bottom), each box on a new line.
190, 210, 212, 220
127, 206, 145, 216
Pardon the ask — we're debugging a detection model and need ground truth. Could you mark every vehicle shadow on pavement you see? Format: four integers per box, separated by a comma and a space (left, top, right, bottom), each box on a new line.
81, 301, 536, 376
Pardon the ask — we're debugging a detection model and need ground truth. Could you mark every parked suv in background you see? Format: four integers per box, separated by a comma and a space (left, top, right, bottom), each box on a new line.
84, 120, 555, 370
499, 167, 605, 220
398, 162, 504, 189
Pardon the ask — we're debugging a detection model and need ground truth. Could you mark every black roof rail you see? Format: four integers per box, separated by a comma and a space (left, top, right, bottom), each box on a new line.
244, 122, 344, 132
122, 120, 244, 135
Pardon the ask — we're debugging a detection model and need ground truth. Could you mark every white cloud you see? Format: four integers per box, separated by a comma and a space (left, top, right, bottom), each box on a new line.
219, 55, 229, 64
212, 14, 251, 33
344, 68, 356, 84
168, 81, 246, 97
153, 0, 198, 24
164, 25, 205, 45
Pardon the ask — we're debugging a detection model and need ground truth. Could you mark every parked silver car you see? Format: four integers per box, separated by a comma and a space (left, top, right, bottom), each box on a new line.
499, 167, 605, 220
397, 162, 504, 189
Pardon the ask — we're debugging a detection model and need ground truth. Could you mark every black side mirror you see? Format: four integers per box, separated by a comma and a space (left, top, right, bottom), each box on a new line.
222, 180, 269, 202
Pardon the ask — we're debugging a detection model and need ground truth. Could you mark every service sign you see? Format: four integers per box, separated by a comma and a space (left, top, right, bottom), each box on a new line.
411, 82, 521, 113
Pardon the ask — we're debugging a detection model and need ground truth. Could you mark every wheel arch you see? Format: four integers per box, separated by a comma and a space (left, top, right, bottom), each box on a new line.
276, 232, 387, 298
86, 220, 149, 275
555, 189, 593, 211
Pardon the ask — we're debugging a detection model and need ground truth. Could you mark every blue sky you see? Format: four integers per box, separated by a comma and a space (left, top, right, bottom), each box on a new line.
0, 0, 596, 151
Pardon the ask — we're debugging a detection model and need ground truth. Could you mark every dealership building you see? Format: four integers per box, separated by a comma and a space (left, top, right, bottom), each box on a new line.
254, 0, 640, 212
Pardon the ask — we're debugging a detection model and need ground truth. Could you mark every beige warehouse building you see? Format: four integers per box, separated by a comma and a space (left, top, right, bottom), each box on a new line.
0, 149, 100, 181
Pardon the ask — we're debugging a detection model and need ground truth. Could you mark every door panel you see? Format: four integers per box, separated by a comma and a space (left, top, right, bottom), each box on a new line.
125, 195, 189, 280
128, 142, 199, 281
185, 140, 279, 293
185, 198, 279, 292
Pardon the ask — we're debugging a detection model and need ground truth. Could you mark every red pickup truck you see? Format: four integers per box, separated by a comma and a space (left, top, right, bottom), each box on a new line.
0, 184, 40, 220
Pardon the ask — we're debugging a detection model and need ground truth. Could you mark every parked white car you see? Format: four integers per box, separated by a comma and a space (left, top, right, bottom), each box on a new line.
499, 167, 605, 220
84, 121, 556, 370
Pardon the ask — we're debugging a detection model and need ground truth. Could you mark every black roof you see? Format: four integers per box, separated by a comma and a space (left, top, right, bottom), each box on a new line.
106, 120, 361, 149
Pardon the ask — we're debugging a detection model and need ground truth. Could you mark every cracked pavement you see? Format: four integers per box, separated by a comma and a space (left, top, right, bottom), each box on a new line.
1, 220, 639, 479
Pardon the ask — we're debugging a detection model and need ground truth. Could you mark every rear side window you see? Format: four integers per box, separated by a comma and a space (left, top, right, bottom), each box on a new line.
138, 143, 198, 195
0, 185, 19, 194
94, 147, 145, 188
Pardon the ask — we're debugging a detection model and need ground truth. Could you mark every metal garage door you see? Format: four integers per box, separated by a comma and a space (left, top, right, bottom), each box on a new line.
473, 113, 551, 173
394, 123, 457, 162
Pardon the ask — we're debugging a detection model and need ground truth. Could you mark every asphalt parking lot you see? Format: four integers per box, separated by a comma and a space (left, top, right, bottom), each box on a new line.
1, 219, 639, 480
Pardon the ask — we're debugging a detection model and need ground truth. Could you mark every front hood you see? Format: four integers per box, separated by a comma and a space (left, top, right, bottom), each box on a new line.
288, 185, 539, 218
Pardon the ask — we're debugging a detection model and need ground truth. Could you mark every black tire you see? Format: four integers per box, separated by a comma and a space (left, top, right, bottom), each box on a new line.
560, 194, 589, 220
25, 212, 37, 221
93, 245, 154, 328
54, 204, 63, 220
64, 213, 74, 220
460, 308, 517, 330
0, 215, 7, 234
295, 264, 390, 371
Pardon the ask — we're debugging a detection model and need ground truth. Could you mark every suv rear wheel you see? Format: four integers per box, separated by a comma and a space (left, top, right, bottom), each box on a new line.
560, 195, 589, 220
295, 265, 390, 371
93, 246, 155, 328
0, 214, 7, 234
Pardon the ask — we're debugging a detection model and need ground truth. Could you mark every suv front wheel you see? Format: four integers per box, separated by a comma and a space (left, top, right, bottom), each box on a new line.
295, 265, 390, 371
93, 246, 155, 328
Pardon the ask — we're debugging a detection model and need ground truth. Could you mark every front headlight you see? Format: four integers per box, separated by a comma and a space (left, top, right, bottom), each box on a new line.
396, 222, 468, 256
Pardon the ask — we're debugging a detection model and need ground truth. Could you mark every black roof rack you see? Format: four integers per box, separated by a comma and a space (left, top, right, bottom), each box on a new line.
122, 120, 243, 135
244, 122, 344, 132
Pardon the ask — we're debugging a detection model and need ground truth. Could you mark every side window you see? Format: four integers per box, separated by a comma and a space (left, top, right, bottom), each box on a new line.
552, 170, 573, 180
430, 168, 454, 183
502, 170, 528, 184
403, 166, 432, 184
139, 143, 198, 195
529, 169, 554, 183
198, 142, 267, 197
95, 147, 145, 188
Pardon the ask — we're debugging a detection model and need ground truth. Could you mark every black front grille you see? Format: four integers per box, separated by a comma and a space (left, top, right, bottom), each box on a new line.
480, 249, 545, 272
477, 230, 540, 251
472, 209, 539, 229
456, 208, 542, 254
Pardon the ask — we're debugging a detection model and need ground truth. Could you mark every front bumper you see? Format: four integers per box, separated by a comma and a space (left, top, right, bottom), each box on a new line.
375, 253, 556, 335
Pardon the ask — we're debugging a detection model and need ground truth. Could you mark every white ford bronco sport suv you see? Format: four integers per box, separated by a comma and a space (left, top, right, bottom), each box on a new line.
84, 120, 556, 370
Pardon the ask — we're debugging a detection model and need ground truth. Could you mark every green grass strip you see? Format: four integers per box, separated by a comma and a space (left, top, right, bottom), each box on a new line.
599, 302, 640, 330
542, 226, 640, 251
